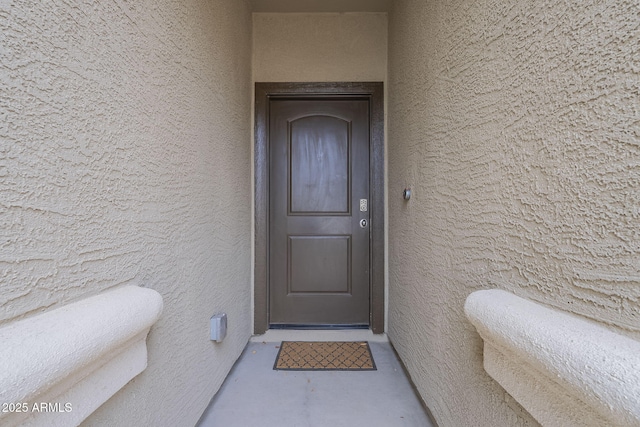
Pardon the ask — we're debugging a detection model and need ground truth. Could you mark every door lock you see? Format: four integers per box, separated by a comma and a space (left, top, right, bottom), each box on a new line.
359, 219, 368, 228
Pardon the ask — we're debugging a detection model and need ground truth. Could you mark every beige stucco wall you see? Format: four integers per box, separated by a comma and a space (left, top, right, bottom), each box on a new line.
387, 0, 639, 426
253, 13, 387, 82
1, 1, 252, 426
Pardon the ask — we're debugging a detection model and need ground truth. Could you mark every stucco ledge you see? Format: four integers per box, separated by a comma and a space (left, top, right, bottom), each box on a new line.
465, 289, 640, 427
0, 286, 163, 427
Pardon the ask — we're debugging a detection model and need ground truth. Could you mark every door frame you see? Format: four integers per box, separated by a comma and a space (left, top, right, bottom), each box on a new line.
254, 82, 385, 334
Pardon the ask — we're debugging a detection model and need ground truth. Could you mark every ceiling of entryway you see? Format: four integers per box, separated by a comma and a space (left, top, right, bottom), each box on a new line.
250, 0, 390, 13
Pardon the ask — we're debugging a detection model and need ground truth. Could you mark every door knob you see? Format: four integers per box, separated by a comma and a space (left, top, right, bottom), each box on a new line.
360, 219, 368, 228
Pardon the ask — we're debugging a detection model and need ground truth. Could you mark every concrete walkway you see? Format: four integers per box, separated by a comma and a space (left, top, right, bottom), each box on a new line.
197, 331, 435, 427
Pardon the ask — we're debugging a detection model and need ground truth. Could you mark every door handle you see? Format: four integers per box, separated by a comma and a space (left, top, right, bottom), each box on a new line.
359, 219, 368, 228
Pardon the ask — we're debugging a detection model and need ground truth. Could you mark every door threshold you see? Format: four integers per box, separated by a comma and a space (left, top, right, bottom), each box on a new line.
269, 324, 369, 330
250, 329, 388, 343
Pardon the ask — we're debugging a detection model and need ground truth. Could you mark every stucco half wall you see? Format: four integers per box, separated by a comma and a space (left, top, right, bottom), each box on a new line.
387, 0, 639, 426
1, 1, 253, 426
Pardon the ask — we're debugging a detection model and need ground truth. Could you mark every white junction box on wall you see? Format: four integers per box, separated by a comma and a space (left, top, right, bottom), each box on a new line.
210, 313, 227, 342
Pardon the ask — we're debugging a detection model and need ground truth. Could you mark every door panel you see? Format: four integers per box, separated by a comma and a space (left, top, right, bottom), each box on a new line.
289, 116, 350, 214
289, 235, 351, 294
269, 98, 370, 326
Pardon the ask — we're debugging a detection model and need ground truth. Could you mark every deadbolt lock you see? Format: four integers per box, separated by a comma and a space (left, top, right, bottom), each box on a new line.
360, 219, 368, 228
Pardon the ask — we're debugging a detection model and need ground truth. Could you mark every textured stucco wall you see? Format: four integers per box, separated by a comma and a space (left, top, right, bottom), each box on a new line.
387, 0, 639, 426
253, 13, 387, 82
0, 1, 252, 426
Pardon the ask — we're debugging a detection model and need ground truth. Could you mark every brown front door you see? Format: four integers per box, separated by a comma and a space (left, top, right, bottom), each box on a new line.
269, 97, 371, 327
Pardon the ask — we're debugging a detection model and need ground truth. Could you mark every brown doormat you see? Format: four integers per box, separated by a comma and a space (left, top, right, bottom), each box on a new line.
273, 341, 376, 371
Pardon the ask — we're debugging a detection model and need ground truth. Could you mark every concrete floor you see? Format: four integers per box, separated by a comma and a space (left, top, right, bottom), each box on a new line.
197, 331, 435, 427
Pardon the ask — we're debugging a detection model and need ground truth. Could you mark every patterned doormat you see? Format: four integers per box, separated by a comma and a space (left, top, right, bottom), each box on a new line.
273, 341, 376, 371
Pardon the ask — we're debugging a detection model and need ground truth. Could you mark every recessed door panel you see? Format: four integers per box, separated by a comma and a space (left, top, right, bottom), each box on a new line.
269, 98, 370, 326
289, 235, 351, 294
289, 116, 350, 214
